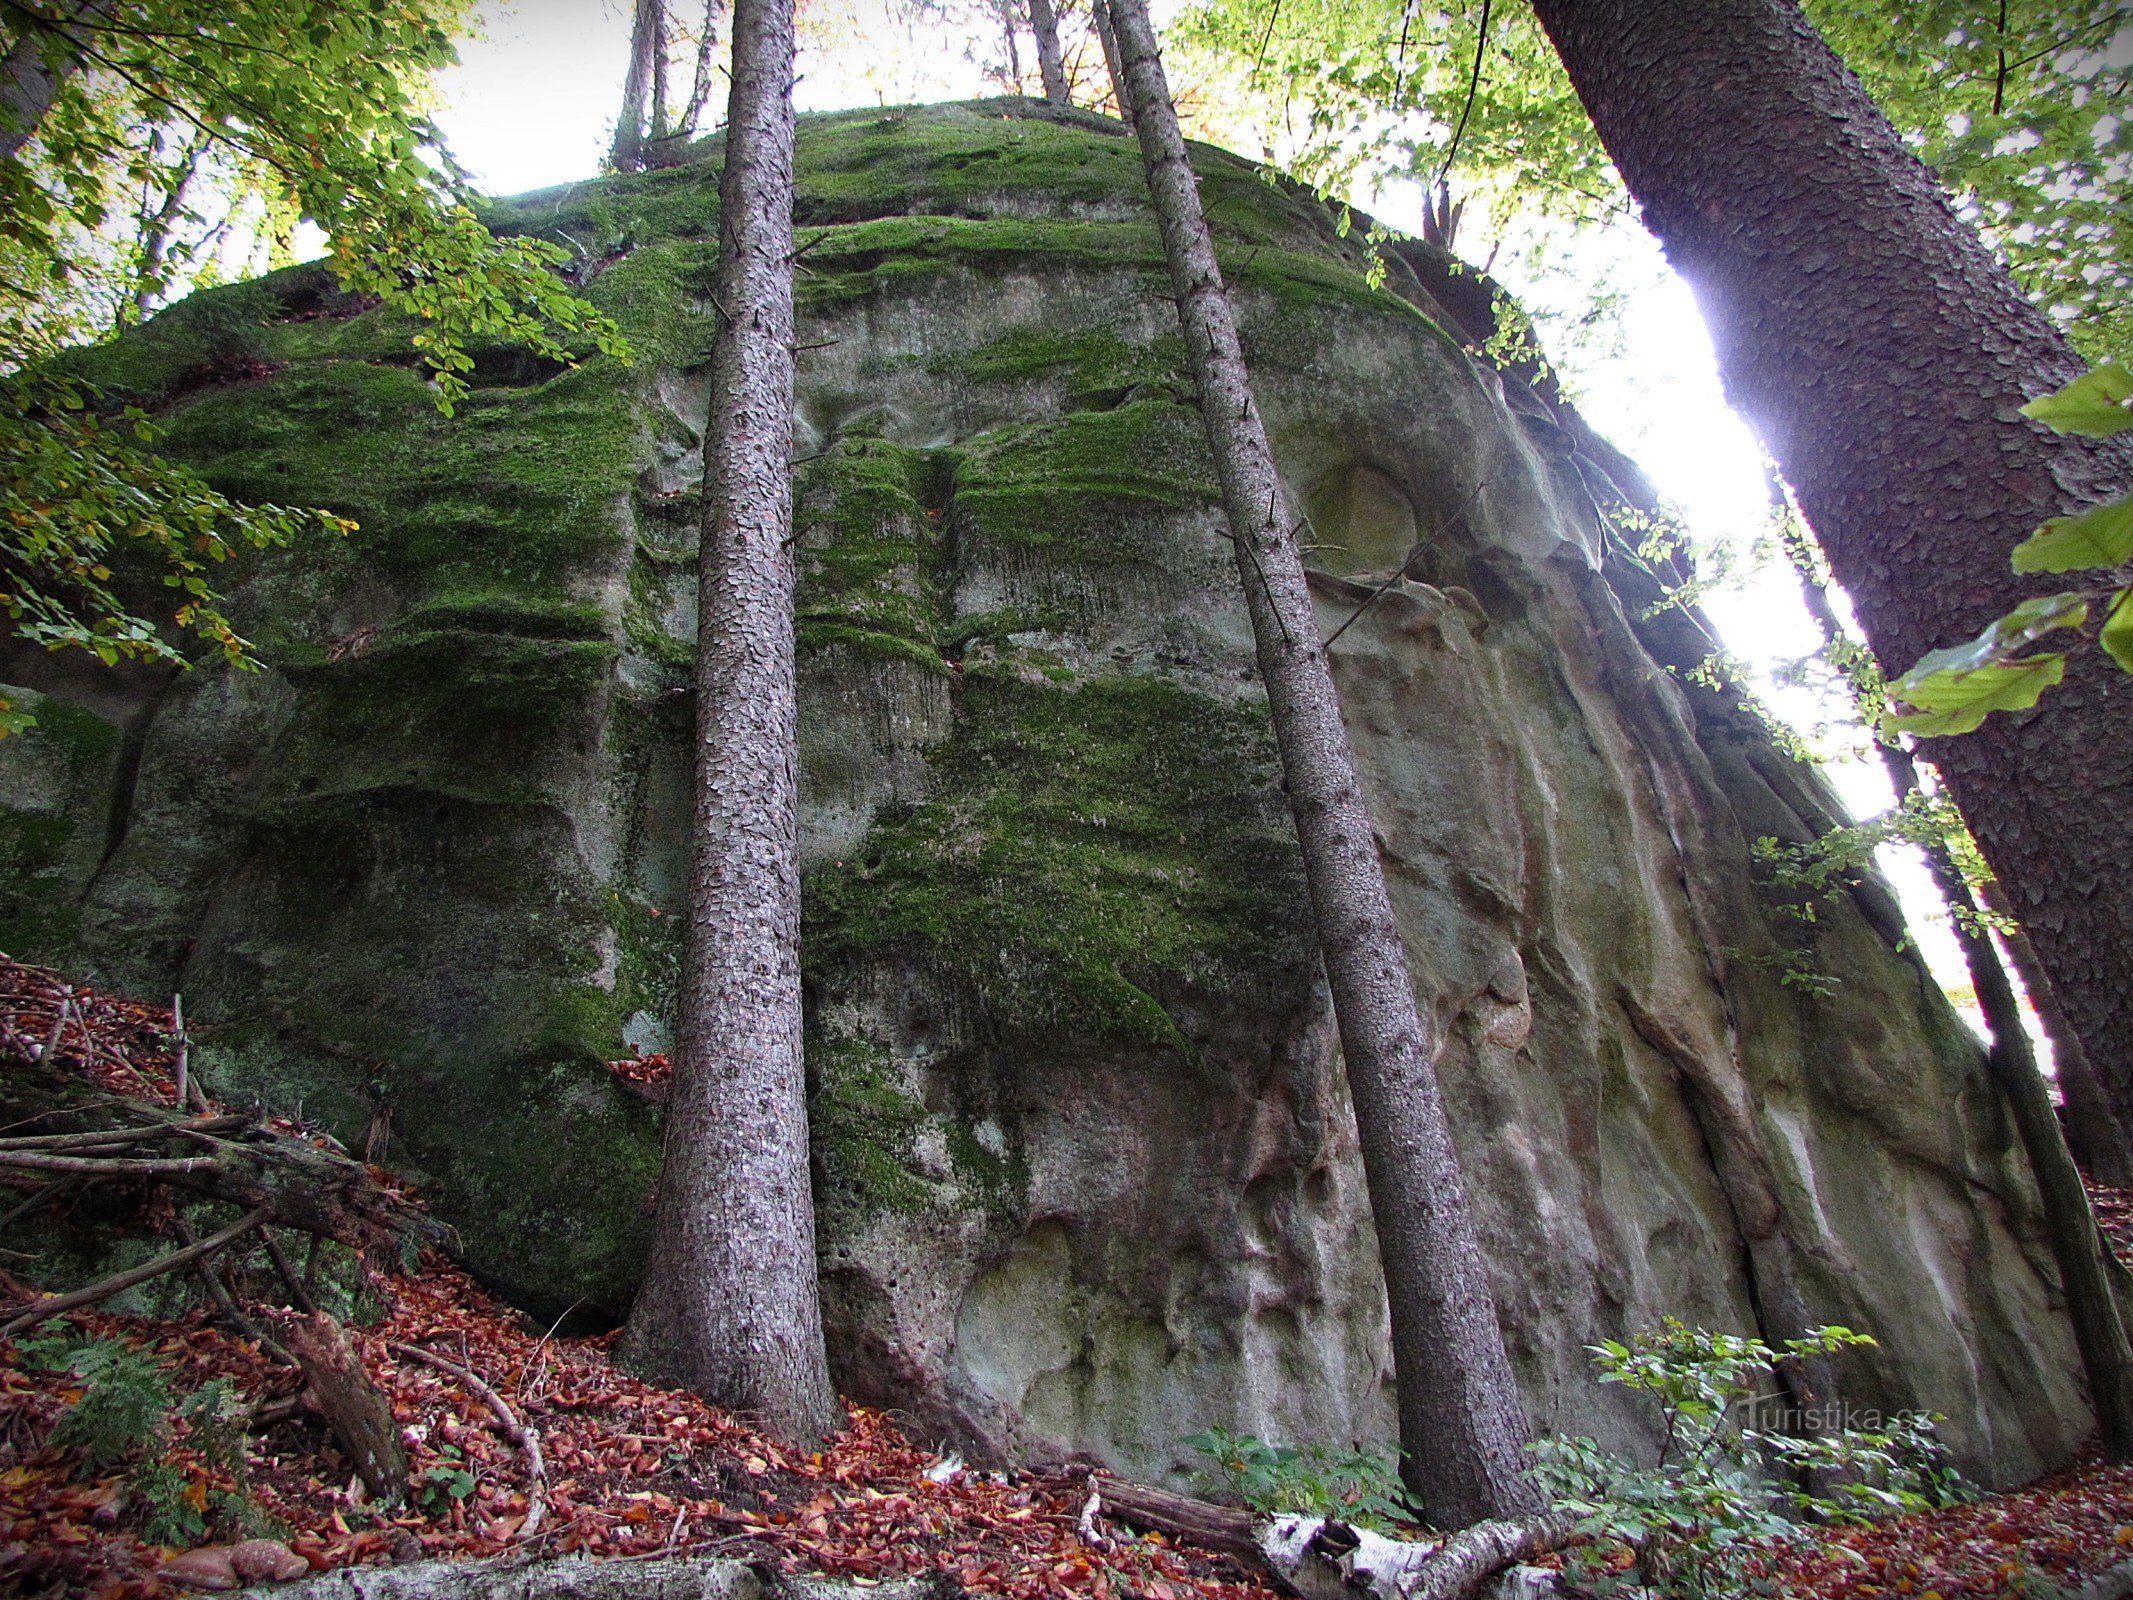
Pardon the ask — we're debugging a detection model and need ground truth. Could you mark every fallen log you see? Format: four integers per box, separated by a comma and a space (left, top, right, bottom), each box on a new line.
287, 1312, 410, 1504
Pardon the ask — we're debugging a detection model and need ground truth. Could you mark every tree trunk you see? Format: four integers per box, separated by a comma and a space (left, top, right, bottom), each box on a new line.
680, 0, 727, 138
1779, 533, 2133, 1458
1105, 0, 1538, 1528
1527, 0, 2133, 1146
1974, 875, 2133, 1186
617, 0, 839, 1448
286, 1313, 410, 1503
128, 128, 207, 327
1028, 0, 1069, 105
0, 10, 82, 162
1089, 0, 1133, 130
611, 0, 664, 171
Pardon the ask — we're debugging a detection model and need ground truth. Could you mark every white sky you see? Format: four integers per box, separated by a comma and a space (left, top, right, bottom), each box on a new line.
431, 0, 1988, 1029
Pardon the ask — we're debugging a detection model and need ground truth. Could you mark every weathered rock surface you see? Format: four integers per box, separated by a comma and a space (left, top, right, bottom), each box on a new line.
0, 100, 2090, 1490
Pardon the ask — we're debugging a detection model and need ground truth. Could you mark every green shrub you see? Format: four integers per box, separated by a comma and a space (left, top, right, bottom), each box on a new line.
1528, 1319, 1967, 1598
1183, 1426, 1418, 1532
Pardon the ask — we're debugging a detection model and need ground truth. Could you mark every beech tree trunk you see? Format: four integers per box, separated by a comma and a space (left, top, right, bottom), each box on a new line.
0, 7, 86, 161
1781, 536, 2133, 1458
619, 0, 839, 1448
1527, 0, 2133, 1154
1105, 0, 1538, 1529
1027, 0, 1069, 105
680, 0, 727, 139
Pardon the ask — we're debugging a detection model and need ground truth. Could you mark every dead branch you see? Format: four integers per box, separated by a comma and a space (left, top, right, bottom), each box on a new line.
1090, 1475, 1267, 1571
390, 1340, 548, 1535
0, 1205, 272, 1340
286, 1312, 409, 1503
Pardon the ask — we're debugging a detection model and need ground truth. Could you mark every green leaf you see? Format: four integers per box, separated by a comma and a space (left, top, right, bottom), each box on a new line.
1885, 654, 2068, 736
2011, 492, 2133, 573
2100, 590, 2133, 674
2021, 363, 2133, 437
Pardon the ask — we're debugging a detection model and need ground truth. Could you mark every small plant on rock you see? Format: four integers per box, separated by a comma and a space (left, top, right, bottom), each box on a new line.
1528, 1320, 1966, 1598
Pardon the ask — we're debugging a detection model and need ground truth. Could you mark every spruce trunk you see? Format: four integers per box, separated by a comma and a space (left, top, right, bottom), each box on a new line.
1028, 0, 1069, 105
1527, 0, 2133, 1150
619, 0, 839, 1448
1106, 0, 1537, 1528
1090, 0, 1132, 130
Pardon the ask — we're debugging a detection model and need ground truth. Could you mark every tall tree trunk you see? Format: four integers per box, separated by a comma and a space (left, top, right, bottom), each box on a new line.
0, 7, 89, 162
618, 0, 839, 1449
679, 0, 727, 138
128, 128, 207, 327
1028, 0, 1069, 105
611, 0, 664, 171
1780, 524, 2133, 1459
1089, 0, 1133, 130
650, 0, 672, 142
1972, 874, 2133, 1186
1527, 0, 2133, 1146
1106, 0, 1538, 1529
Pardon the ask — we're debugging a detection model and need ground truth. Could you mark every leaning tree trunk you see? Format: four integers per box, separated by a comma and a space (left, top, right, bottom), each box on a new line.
1027, 0, 1070, 105
1526, 0, 2133, 1152
1106, 0, 1538, 1528
611, 0, 664, 171
618, 0, 839, 1448
1090, 0, 1133, 129
1781, 526, 2133, 1458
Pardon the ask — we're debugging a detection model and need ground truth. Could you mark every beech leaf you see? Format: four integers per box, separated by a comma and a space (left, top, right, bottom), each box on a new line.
1885, 653, 2067, 736
2021, 363, 2133, 437
2100, 590, 2133, 675
2011, 492, 2133, 574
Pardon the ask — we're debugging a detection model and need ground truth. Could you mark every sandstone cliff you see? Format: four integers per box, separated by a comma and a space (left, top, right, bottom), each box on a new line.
0, 100, 2088, 1490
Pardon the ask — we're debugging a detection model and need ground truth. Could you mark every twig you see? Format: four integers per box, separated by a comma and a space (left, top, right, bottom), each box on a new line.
172, 1215, 297, 1365
1324, 479, 1488, 649
261, 1227, 318, 1313
0, 1179, 73, 1231
0, 1205, 272, 1340
36, 999, 69, 1065
1433, 0, 1494, 189
390, 1341, 548, 1536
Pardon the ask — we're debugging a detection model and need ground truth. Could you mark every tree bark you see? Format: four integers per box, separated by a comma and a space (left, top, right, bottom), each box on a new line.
286, 1312, 410, 1503
1527, 0, 2133, 1145
1974, 874, 2133, 1186
680, 0, 727, 138
1089, 0, 1133, 130
618, 0, 838, 1448
611, 0, 664, 171
1779, 535, 2133, 1458
1027, 0, 1069, 105
1105, 0, 1538, 1528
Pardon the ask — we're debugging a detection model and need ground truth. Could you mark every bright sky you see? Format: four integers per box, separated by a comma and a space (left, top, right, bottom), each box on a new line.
432, 0, 1987, 1028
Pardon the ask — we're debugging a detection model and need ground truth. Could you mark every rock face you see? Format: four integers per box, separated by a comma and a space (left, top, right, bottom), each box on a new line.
0, 101, 2091, 1491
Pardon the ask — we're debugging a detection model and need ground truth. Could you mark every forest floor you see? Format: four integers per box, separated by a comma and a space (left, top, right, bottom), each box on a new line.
2, 959, 2131, 1599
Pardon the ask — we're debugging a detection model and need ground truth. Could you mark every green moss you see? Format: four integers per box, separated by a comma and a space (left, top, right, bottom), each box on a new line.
804, 673, 1311, 1053
0, 693, 122, 960
938, 326, 1189, 409
268, 627, 615, 806
809, 1031, 933, 1220
794, 435, 947, 651
949, 398, 1217, 556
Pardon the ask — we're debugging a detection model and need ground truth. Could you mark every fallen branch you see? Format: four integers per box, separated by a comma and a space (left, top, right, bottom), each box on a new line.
1090, 1476, 1266, 1570
0, 1111, 249, 1152
390, 1340, 548, 1536
0, 1205, 273, 1340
